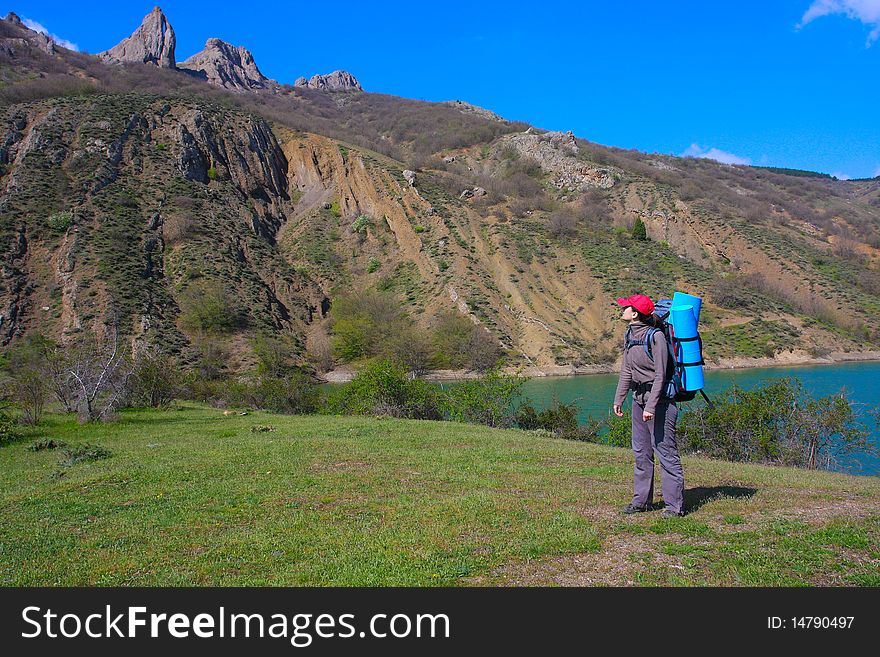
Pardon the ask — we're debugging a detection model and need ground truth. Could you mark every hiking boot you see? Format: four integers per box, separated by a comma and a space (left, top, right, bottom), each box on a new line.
622, 503, 651, 514
661, 509, 684, 519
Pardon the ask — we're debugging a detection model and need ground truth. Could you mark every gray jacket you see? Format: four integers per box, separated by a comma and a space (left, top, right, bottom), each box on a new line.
613, 321, 669, 414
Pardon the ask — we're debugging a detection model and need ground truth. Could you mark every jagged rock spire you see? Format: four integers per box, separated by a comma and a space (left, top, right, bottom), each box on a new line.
179, 38, 272, 91
100, 6, 176, 68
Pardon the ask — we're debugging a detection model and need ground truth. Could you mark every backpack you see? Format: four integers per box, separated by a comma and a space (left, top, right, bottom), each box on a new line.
623, 298, 706, 404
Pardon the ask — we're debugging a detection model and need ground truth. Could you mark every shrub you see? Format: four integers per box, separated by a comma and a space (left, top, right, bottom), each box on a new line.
27, 439, 67, 451
546, 209, 579, 239
326, 359, 441, 419
245, 373, 321, 414
387, 326, 433, 376
207, 166, 217, 180
367, 257, 381, 273
60, 443, 113, 467
350, 214, 372, 234
163, 215, 198, 245
330, 288, 411, 361
711, 276, 751, 310
193, 337, 227, 380
0, 410, 21, 446
631, 218, 647, 241
602, 412, 632, 447
3, 333, 54, 424
47, 210, 73, 232
441, 369, 526, 428
679, 378, 875, 470
125, 349, 181, 408
251, 334, 295, 378
432, 312, 502, 371
178, 282, 242, 334
515, 398, 584, 438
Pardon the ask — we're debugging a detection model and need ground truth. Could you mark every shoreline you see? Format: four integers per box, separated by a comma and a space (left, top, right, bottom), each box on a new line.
319, 350, 880, 383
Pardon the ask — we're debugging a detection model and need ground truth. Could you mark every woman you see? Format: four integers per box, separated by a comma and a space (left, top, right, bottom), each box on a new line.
612, 294, 685, 518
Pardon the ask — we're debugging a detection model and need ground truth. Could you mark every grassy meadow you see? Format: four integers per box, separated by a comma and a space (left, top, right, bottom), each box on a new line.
1, 404, 878, 586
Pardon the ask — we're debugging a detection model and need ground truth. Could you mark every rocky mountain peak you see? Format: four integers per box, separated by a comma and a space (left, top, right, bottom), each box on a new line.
294, 70, 363, 91
179, 38, 272, 91
1, 11, 56, 55
100, 6, 176, 68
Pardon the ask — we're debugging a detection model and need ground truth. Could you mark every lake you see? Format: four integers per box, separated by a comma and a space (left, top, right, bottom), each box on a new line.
327, 361, 880, 476
435, 361, 880, 476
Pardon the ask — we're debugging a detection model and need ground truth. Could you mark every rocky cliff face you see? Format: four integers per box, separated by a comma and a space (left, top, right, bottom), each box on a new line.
1, 12, 56, 55
294, 70, 362, 91
0, 95, 327, 355
100, 6, 176, 68
179, 38, 273, 91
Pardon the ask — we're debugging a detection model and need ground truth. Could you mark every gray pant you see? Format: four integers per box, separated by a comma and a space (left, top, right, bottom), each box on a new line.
631, 400, 684, 514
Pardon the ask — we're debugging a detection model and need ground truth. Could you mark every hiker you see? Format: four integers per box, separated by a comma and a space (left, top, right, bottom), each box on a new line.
612, 294, 685, 518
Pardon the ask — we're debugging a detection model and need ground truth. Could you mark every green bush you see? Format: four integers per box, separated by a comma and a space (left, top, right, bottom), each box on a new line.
330, 289, 411, 361
351, 214, 372, 234
432, 311, 502, 371
251, 334, 296, 378
126, 350, 181, 408
441, 369, 526, 428
246, 373, 321, 414
631, 218, 647, 241
178, 283, 243, 334
0, 411, 21, 446
367, 257, 381, 273
515, 398, 593, 439
60, 443, 112, 467
679, 378, 874, 470
47, 210, 73, 232
603, 412, 632, 448
27, 439, 66, 451
325, 359, 441, 419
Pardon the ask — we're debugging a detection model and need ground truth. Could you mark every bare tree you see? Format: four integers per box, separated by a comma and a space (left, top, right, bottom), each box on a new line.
68, 327, 133, 422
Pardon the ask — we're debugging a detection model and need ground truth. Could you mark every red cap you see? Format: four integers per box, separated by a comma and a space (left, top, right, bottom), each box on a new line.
616, 294, 654, 315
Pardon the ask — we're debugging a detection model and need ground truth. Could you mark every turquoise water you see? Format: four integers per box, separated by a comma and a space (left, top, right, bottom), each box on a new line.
509, 361, 880, 476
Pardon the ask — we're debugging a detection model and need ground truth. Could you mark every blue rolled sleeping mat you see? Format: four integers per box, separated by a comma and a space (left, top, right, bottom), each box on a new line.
669, 294, 705, 392
671, 291, 702, 323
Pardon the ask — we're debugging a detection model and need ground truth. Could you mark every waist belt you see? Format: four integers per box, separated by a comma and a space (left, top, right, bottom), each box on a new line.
630, 381, 653, 395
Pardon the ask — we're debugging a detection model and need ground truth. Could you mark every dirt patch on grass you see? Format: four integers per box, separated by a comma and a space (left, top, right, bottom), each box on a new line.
466, 532, 684, 586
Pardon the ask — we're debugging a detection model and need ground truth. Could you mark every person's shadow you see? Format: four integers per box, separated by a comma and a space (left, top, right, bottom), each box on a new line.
682, 485, 757, 514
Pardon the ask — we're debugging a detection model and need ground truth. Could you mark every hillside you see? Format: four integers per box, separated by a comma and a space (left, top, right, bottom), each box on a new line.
2, 9, 880, 374
1, 406, 877, 586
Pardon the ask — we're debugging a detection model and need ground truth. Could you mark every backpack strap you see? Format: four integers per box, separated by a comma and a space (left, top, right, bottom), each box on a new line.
643, 327, 660, 361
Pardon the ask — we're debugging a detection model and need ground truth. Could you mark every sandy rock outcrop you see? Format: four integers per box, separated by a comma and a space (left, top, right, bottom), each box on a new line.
494, 130, 616, 190
100, 6, 176, 68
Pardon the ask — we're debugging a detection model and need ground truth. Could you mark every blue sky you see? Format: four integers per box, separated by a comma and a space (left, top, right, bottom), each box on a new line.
6, 1, 880, 178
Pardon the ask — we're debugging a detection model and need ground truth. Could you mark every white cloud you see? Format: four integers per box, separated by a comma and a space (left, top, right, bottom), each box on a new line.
831, 171, 852, 179
22, 17, 79, 51
873, 166, 880, 177
798, 0, 880, 46
680, 143, 752, 165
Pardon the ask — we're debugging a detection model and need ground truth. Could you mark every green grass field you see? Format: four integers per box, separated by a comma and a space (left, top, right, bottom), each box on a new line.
1, 405, 878, 586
